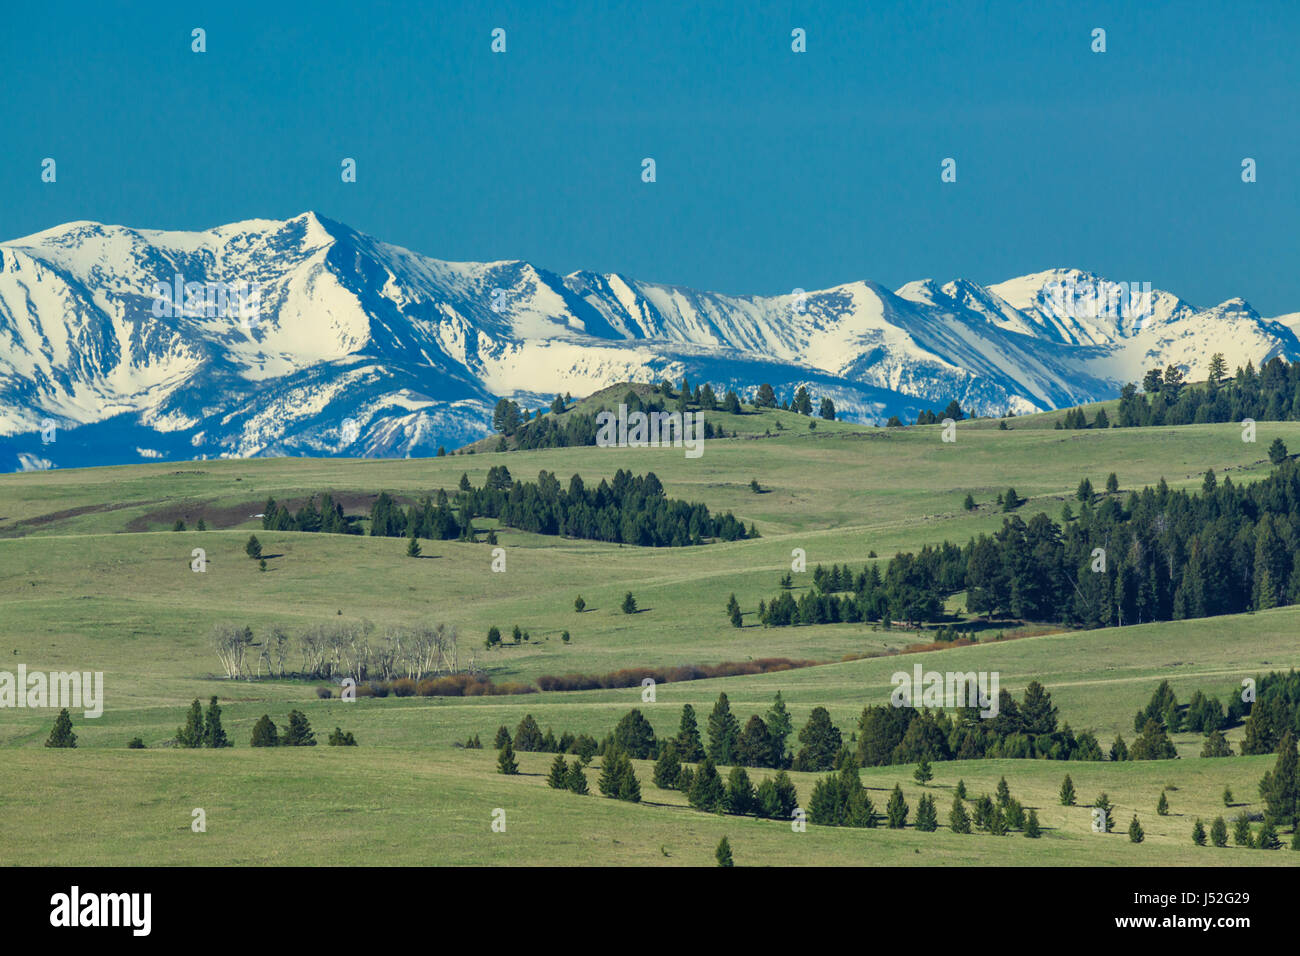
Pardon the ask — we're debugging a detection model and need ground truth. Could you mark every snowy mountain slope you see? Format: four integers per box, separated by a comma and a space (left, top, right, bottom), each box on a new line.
1, 212, 1295, 470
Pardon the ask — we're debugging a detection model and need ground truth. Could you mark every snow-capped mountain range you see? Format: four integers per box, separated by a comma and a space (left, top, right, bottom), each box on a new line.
1, 212, 1296, 470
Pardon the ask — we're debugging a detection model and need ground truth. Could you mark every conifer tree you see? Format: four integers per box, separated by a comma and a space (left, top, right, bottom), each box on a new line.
1257, 820, 1282, 849
574, 595, 585, 612
1093, 793, 1115, 833
203, 696, 230, 748
715, 836, 734, 867
726, 767, 756, 815
621, 592, 637, 614
706, 693, 741, 765
406, 535, 421, 557
547, 754, 569, 789
688, 758, 726, 812
1232, 814, 1253, 847
1059, 774, 1076, 806
618, 759, 642, 803
1201, 729, 1233, 757
955, 779, 968, 800
283, 709, 316, 746
886, 784, 909, 828
598, 747, 627, 797
677, 704, 705, 762
1210, 816, 1228, 847
995, 776, 1011, 807
792, 706, 842, 772
653, 742, 682, 790
1156, 791, 1169, 816
250, 714, 278, 747
1128, 814, 1144, 843
245, 534, 262, 559
1258, 730, 1299, 829
1223, 786, 1233, 806
915, 793, 938, 831
765, 691, 793, 766
913, 757, 933, 786
497, 739, 519, 775
45, 708, 77, 748
567, 761, 589, 794
1024, 808, 1042, 838
176, 698, 205, 748
949, 794, 972, 833
493, 725, 511, 749
1192, 818, 1207, 846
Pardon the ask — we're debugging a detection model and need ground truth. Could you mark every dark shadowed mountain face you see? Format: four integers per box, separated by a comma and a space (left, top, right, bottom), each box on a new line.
1, 211, 1295, 470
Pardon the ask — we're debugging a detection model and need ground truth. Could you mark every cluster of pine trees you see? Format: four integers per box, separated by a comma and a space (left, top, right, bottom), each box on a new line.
756, 459, 1300, 632
261, 493, 360, 534
1115, 355, 1300, 428
913, 400, 965, 425
460, 466, 754, 546
1055, 406, 1109, 429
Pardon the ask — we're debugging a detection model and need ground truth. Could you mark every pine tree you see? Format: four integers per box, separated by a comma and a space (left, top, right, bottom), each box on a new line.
1128, 814, 1145, 843
715, 836, 734, 867
245, 534, 262, 559
566, 761, 589, 794
1232, 814, 1253, 847
653, 742, 682, 789
598, 748, 627, 797
955, 779, 968, 800
1201, 729, 1233, 757
726, 767, 756, 815
1093, 793, 1115, 833
688, 758, 727, 812
1257, 820, 1282, 849
886, 784, 909, 828
250, 714, 278, 747
1024, 808, 1042, 838
1156, 790, 1169, 815
765, 691, 793, 766
493, 725, 511, 749
963, 493, 976, 511
283, 709, 316, 746
1210, 816, 1228, 847
677, 704, 705, 762
618, 760, 642, 803
203, 696, 229, 748
1192, 818, 1207, 846
913, 757, 933, 786
792, 706, 841, 772
995, 776, 1011, 807
1258, 731, 1299, 829
706, 693, 741, 765
406, 535, 421, 557
1223, 786, 1233, 807
176, 698, 205, 748
547, 754, 569, 789
45, 708, 77, 748
1059, 774, 1076, 806
574, 595, 585, 612
949, 794, 972, 833
621, 592, 637, 614
915, 793, 939, 831
497, 739, 519, 775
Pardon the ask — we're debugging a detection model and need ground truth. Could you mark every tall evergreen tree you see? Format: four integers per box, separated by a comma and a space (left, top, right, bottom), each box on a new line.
45, 708, 77, 748
1192, 818, 1207, 846
567, 761, 589, 794
1128, 814, 1145, 843
176, 698, 205, 748
1258, 730, 1299, 829
715, 836, 734, 867
793, 706, 842, 772
677, 704, 705, 762
886, 784, 910, 828
706, 693, 741, 765
497, 739, 519, 775
688, 758, 727, 812
547, 754, 569, 789
283, 709, 316, 746
1059, 774, 1076, 806
203, 696, 230, 748
915, 793, 939, 831
949, 794, 972, 834
250, 714, 278, 747
1210, 816, 1228, 847
653, 742, 682, 790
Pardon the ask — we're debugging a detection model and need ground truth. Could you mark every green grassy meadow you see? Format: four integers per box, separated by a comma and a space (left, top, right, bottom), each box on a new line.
2, 402, 1299, 865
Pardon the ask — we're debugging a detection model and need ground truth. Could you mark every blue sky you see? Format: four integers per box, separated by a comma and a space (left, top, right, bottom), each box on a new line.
2, 0, 1296, 313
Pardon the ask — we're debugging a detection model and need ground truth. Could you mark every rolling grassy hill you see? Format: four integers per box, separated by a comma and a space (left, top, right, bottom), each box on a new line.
2, 397, 1298, 864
